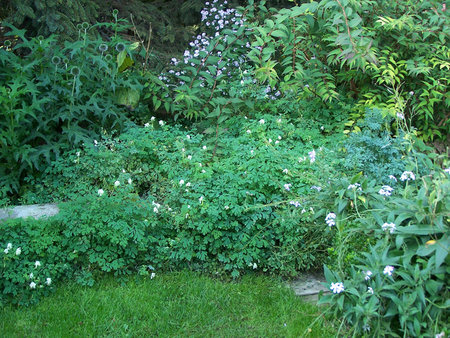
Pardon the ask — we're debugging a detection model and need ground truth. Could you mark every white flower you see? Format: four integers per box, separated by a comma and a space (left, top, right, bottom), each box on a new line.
289, 201, 301, 207
278, 136, 282, 140
15, 247, 21, 256
3, 248, 9, 254
409, 91, 414, 96
29, 282, 36, 289
114, 180, 120, 187
182, 148, 185, 152
94, 139, 98, 146
308, 150, 316, 163
382, 222, 396, 234
388, 175, 397, 181
283, 169, 289, 174
122, 169, 126, 173
379, 185, 394, 196
396, 112, 405, 119
268, 138, 272, 143
347, 183, 362, 191
246, 129, 251, 134
444, 168, 450, 174
150, 272, 156, 279
202, 146, 207, 150
151, 116, 155, 121
367, 287, 374, 294
76, 151, 81, 157
186, 182, 191, 187
29, 273, 34, 279
325, 213, 336, 227
144, 123, 150, 127
284, 183, 292, 191
310, 185, 321, 192
159, 120, 165, 126
35, 261, 41, 268
330, 282, 344, 294
199, 196, 204, 203
250, 150, 254, 155
98, 189, 104, 196
383, 265, 395, 276
187, 155, 192, 160
259, 119, 265, 124
153, 207, 159, 213
128, 178, 132, 185
364, 270, 373, 280
252, 263, 257, 269
179, 180, 185, 186
186, 135, 191, 139
435, 332, 445, 338
400, 171, 415, 181
46, 278, 52, 286
224, 206, 229, 210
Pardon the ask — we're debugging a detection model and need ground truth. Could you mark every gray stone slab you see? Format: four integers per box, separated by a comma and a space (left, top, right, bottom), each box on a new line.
289, 271, 330, 301
0, 204, 60, 221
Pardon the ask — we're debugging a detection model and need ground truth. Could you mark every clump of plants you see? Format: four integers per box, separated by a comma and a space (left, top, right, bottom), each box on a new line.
318, 150, 449, 336
0, 14, 146, 198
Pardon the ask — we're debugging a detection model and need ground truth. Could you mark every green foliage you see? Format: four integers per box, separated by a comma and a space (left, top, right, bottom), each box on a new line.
318, 158, 450, 336
0, 218, 69, 306
2, 0, 99, 38
19, 113, 344, 281
0, 19, 147, 196
242, 0, 449, 140
342, 108, 408, 181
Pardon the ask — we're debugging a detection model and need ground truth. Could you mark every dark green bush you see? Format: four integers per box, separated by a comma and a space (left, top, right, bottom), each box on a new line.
0, 20, 147, 196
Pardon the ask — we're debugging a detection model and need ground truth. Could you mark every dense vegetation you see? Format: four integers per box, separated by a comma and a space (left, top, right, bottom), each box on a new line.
1, 0, 448, 336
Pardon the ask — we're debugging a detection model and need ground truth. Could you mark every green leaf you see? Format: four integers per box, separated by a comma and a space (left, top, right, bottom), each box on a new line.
271, 30, 287, 39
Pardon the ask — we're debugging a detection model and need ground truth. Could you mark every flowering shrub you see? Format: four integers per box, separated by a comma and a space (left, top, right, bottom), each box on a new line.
12, 113, 346, 287
318, 158, 449, 336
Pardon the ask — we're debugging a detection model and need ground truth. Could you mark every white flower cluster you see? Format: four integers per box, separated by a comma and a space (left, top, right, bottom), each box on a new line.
29, 261, 52, 289
161, 0, 249, 89
379, 185, 394, 196
284, 183, 292, 191
3, 243, 21, 256
152, 201, 161, 214
325, 212, 336, 227
347, 183, 362, 191
289, 201, 301, 207
330, 282, 344, 294
400, 171, 415, 181
382, 222, 396, 234
388, 175, 397, 182
383, 265, 395, 276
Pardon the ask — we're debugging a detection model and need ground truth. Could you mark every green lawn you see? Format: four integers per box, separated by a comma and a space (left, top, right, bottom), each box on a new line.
0, 271, 336, 337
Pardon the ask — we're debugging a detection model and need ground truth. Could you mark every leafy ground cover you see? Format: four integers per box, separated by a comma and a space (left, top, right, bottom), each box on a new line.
0, 271, 337, 337
1, 0, 449, 336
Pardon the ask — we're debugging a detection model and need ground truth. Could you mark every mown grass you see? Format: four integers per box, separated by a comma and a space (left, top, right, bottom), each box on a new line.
0, 271, 336, 337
